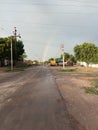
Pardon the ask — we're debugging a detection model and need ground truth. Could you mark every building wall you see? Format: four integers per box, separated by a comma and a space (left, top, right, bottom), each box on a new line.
78, 62, 98, 68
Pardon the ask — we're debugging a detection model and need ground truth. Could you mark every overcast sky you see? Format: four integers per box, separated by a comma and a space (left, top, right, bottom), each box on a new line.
0, 0, 98, 61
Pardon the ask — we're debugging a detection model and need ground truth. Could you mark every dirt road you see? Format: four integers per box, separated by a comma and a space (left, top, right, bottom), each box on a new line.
50, 66, 98, 130
0, 66, 74, 130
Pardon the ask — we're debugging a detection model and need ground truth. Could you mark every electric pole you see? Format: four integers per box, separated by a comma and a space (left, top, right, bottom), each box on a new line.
10, 38, 13, 71
61, 44, 65, 69
13, 27, 21, 65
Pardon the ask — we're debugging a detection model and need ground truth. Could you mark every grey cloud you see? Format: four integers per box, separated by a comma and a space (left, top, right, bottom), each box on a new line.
0, 0, 98, 60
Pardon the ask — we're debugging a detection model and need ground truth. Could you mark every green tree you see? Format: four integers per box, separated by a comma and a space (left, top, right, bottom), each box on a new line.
16, 40, 25, 61
19, 52, 27, 61
69, 54, 76, 63
74, 42, 98, 64
61, 52, 76, 63
0, 37, 25, 66
61, 52, 70, 61
55, 57, 61, 63
0, 38, 11, 66
48, 58, 55, 63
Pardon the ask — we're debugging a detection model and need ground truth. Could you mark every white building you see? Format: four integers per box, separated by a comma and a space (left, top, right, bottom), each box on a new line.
78, 62, 98, 68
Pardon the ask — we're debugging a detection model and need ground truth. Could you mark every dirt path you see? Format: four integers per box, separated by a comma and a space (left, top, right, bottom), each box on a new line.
0, 66, 74, 130
50, 66, 98, 130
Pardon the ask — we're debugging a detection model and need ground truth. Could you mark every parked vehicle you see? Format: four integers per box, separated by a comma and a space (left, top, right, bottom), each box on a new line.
50, 60, 57, 66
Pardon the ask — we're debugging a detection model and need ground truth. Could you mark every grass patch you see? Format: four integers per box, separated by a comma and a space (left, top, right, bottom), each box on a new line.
5, 67, 25, 72
92, 79, 98, 88
85, 87, 98, 95
85, 79, 98, 95
58, 66, 98, 73
59, 68, 76, 72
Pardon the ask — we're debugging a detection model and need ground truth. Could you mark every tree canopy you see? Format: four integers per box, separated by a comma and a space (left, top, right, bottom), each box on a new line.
61, 52, 76, 63
74, 42, 98, 63
0, 37, 25, 66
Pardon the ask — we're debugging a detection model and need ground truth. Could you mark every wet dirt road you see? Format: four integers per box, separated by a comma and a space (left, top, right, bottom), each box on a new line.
51, 66, 98, 130
0, 66, 74, 130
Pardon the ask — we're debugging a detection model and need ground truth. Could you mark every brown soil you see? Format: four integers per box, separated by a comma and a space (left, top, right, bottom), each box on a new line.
50, 66, 98, 130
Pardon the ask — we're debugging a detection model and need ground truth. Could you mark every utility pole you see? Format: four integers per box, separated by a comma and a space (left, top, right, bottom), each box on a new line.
13, 27, 21, 65
61, 44, 65, 69
10, 38, 13, 71
10, 27, 21, 70
13, 27, 21, 39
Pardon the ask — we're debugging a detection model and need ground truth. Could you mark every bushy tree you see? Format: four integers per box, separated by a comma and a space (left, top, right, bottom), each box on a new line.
61, 52, 70, 61
61, 52, 76, 63
0, 37, 25, 66
48, 58, 55, 63
16, 40, 25, 61
74, 42, 98, 63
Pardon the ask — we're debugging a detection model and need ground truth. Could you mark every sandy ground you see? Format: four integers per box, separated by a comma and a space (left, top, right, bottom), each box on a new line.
0, 66, 74, 130
0, 66, 98, 130
0, 67, 40, 110
50, 66, 98, 130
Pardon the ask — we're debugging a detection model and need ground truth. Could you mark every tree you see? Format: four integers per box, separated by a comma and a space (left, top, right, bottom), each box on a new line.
0, 37, 11, 66
55, 57, 61, 63
61, 52, 76, 63
0, 37, 25, 66
48, 58, 55, 63
16, 40, 25, 61
61, 52, 70, 61
19, 52, 27, 61
69, 54, 76, 63
74, 42, 98, 64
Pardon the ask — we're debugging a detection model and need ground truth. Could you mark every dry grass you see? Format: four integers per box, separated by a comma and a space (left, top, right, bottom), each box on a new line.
58, 66, 98, 74
76, 66, 98, 73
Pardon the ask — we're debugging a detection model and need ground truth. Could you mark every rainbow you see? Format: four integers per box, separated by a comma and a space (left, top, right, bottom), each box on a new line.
42, 42, 51, 62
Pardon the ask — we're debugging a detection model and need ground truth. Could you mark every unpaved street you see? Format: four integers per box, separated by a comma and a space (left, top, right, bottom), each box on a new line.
0, 66, 74, 130
50, 66, 98, 130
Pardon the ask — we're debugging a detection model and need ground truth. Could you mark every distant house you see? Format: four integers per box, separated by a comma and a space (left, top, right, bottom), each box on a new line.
89, 63, 98, 68
78, 62, 87, 67
78, 62, 98, 68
